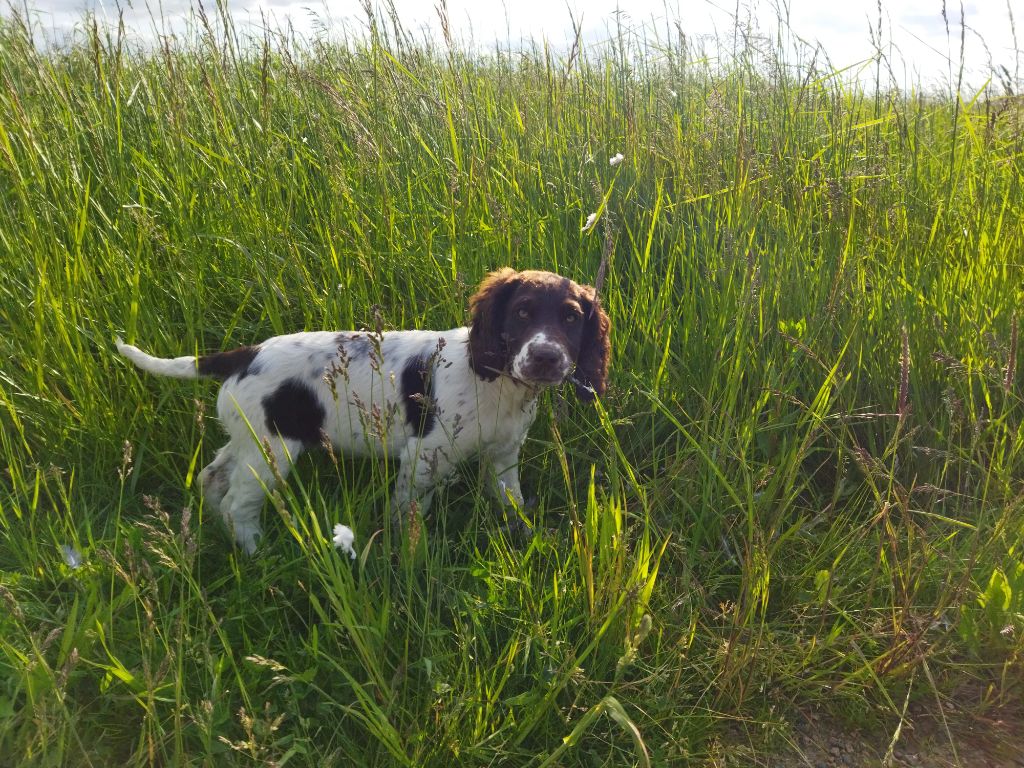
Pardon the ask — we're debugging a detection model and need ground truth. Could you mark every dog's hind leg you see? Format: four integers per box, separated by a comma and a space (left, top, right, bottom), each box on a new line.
219, 437, 303, 554
197, 443, 235, 513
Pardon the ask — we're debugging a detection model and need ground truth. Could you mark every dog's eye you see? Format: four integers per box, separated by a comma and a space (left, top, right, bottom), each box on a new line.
517, 308, 530, 320
563, 310, 579, 324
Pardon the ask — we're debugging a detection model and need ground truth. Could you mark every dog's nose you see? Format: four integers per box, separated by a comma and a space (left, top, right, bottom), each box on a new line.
531, 345, 563, 368
524, 344, 568, 382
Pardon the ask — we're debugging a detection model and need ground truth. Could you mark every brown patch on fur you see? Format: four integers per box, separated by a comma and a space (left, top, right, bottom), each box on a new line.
197, 346, 261, 380
468, 268, 521, 381
574, 288, 611, 401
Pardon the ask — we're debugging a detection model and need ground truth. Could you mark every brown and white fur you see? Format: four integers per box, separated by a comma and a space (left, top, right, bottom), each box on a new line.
117, 269, 610, 553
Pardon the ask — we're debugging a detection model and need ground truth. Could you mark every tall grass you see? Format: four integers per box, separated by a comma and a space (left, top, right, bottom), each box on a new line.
0, 3, 1022, 765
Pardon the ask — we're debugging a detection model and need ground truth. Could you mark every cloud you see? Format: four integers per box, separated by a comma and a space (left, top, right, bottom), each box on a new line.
4, 0, 1018, 90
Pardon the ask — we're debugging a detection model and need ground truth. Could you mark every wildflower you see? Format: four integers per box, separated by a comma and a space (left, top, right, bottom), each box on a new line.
582, 212, 597, 232
60, 544, 83, 569
669, 89, 678, 98
609, 152, 624, 167
332, 524, 356, 560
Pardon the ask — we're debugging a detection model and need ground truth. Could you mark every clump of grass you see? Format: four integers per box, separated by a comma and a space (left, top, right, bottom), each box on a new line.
0, 2, 1022, 765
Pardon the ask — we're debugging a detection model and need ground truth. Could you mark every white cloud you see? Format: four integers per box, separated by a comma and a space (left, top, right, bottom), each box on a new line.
10, 0, 1021, 90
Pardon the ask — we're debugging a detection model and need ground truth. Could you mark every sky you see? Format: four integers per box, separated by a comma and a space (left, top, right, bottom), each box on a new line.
11, 0, 1023, 92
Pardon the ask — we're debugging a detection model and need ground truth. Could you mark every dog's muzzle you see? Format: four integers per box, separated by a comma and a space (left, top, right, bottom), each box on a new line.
512, 334, 572, 384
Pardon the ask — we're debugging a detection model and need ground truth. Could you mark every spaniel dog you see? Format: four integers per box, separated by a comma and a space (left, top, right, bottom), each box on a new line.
117, 269, 610, 553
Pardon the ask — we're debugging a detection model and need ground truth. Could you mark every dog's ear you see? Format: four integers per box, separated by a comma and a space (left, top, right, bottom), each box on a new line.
469, 268, 520, 381
574, 289, 611, 402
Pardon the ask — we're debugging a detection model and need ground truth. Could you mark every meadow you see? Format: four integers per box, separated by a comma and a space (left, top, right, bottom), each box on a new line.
0, 4, 1022, 765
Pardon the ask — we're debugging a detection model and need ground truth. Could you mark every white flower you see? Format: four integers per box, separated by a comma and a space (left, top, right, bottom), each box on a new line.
60, 544, 82, 569
609, 152, 624, 167
332, 524, 356, 560
669, 89, 678, 98
582, 212, 597, 232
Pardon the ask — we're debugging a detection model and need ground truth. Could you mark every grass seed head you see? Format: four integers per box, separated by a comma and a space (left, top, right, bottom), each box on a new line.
899, 325, 911, 420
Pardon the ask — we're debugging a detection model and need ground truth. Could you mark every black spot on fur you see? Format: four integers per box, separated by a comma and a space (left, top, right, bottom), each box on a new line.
197, 346, 260, 380
336, 333, 371, 358
400, 355, 435, 436
263, 379, 326, 445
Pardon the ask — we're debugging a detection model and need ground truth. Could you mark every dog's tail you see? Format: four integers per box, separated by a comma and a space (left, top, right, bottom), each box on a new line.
116, 338, 260, 381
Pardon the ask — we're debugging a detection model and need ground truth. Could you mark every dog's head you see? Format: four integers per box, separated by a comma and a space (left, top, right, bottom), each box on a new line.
468, 268, 611, 401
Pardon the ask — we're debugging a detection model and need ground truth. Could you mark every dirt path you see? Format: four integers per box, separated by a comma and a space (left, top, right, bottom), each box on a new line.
724, 695, 1023, 767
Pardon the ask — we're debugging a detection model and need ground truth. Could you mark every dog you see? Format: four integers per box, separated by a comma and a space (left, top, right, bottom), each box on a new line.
117, 268, 610, 553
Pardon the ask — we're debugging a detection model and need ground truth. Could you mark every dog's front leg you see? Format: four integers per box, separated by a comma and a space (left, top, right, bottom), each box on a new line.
389, 442, 453, 531
486, 444, 532, 539
487, 446, 525, 508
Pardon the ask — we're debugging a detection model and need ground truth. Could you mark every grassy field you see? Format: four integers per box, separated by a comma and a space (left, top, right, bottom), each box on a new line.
0, 3, 1022, 765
